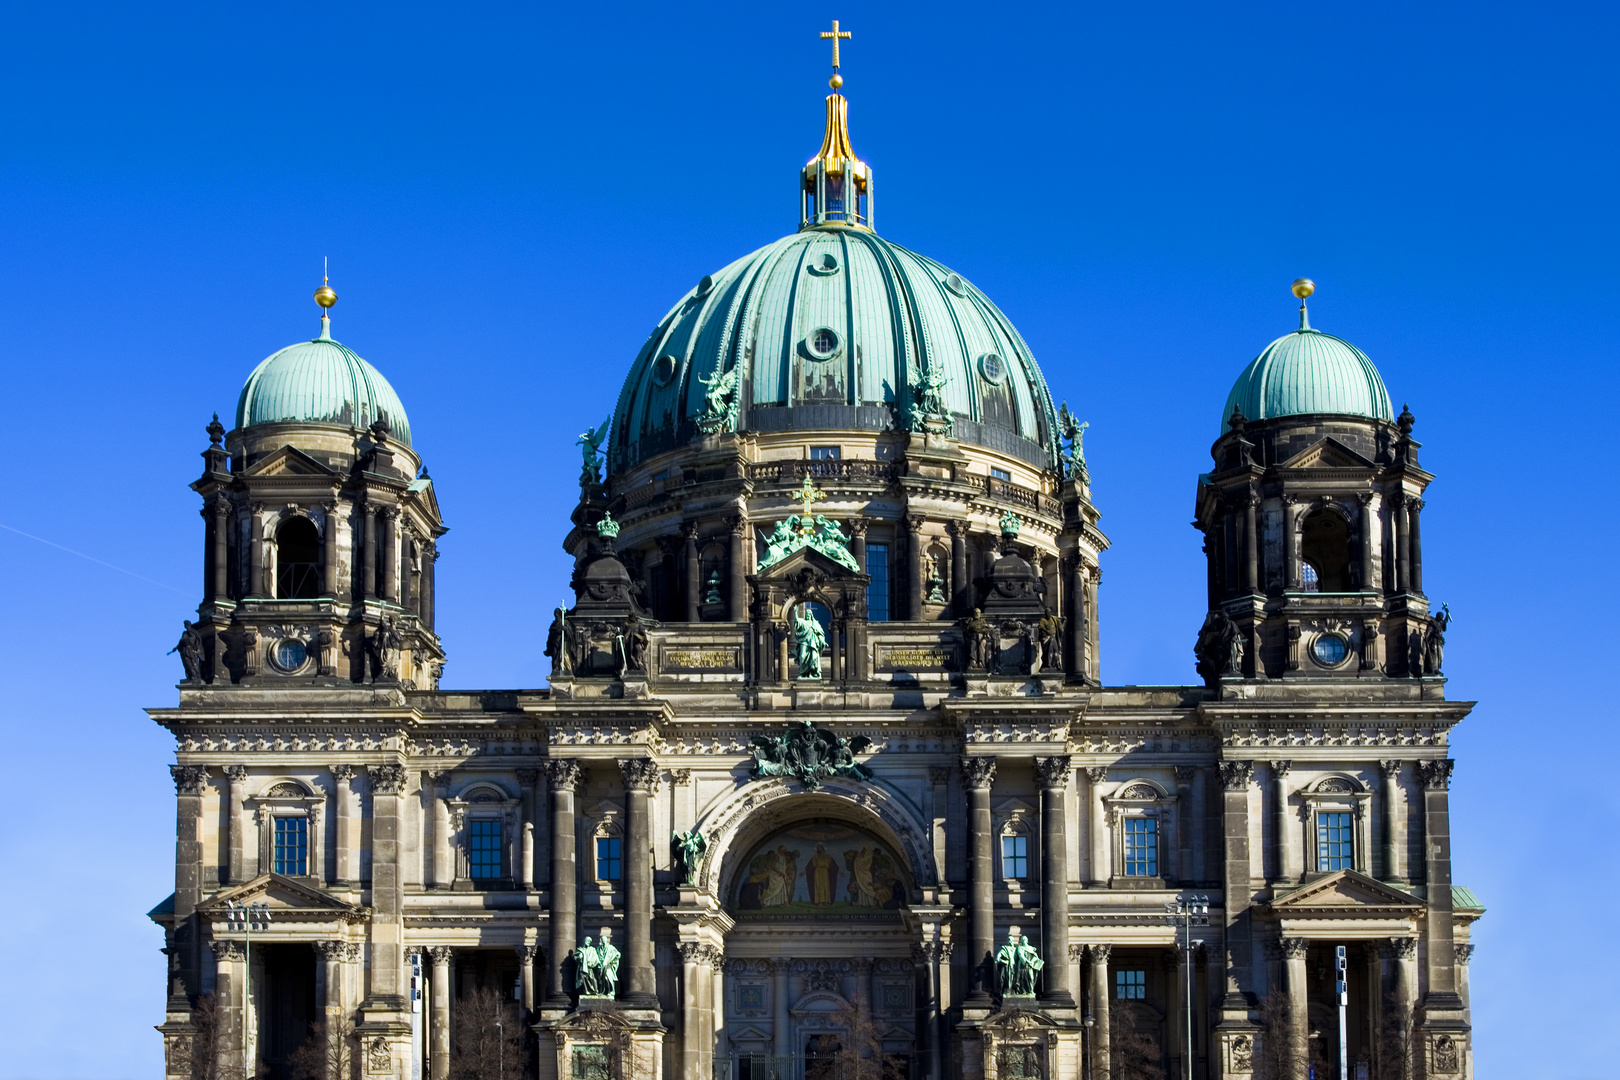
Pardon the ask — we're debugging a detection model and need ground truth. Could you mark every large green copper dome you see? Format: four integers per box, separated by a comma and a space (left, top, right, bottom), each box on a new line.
1221, 320, 1392, 431
609, 227, 1062, 474
235, 320, 413, 446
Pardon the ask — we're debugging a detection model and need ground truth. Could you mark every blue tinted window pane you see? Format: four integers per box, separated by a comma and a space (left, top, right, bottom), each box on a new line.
810, 446, 841, 460
990, 467, 1012, 482
469, 820, 503, 879
867, 543, 890, 622
273, 816, 308, 876
1116, 970, 1146, 1000
1001, 835, 1028, 879
597, 836, 622, 881
1317, 812, 1354, 872
1123, 818, 1157, 876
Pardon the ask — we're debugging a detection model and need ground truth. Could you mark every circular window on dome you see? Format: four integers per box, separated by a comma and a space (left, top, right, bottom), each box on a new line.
1311, 634, 1350, 668
270, 638, 309, 673
943, 273, 969, 297
804, 327, 842, 361
808, 252, 840, 276
652, 354, 678, 387
979, 352, 1008, 385
695, 274, 715, 296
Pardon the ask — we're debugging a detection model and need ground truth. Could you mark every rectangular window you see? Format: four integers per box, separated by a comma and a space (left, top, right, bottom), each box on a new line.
809, 445, 841, 460
273, 816, 308, 876
1317, 811, 1354, 872
866, 542, 891, 621
1123, 817, 1157, 877
468, 820, 503, 880
1116, 970, 1146, 1000
990, 467, 1012, 482
1001, 834, 1029, 879
596, 836, 622, 881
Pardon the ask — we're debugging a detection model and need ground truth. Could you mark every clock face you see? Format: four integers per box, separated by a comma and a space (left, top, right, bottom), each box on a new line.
1312, 634, 1349, 667
273, 639, 308, 672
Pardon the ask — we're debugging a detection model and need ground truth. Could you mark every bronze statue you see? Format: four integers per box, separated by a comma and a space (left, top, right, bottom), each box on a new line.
671, 829, 706, 884
544, 606, 569, 678
1037, 613, 1064, 672
963, 608, 994, 671
169, 620, 205, 683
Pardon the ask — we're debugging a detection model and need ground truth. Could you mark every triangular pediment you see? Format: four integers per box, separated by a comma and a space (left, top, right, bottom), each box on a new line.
1269, 869, 1424, 913
729, 1025, 771, 1045
1279, 437, 1375, 470
242, 445, 339, 478
200, 873, 363, 917
751, 543, 864, 582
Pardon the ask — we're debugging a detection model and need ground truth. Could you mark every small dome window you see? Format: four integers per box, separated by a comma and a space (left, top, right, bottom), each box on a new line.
808, 253, 840, 275
695, 274, 715, 296
652, 354, 678, 387
1311, 634, 1350, 667
944, 273, 969, 297
979, 352, 1008, 385
804, 327, 842, 361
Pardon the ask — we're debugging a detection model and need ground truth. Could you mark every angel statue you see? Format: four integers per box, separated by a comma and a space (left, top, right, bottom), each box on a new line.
672, 829, 707, 885
1057, 403, 1089, 478
576, 417, 610, 479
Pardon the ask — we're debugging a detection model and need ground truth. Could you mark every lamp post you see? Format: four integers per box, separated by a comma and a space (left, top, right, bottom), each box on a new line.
1165, 895, 1209, 1080
225, 901, 272, 1074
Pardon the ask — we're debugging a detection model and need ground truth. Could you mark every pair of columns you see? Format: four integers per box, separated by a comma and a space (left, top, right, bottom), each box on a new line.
544, 757, 658, 1008
425, 769, 541, 890
423, 944, 541, 1080
962, 755, 1074, 1008
220, 765, 362, 887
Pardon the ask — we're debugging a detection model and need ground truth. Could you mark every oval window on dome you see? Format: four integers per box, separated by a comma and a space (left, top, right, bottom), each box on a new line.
1311, 634, 1350, 667
944, 273, 969, 297
979, 352, 1008, 385
652, 354, 678, 387
808, 253, 840, 276
695, 274, 715, 296
804, 327, 842, 361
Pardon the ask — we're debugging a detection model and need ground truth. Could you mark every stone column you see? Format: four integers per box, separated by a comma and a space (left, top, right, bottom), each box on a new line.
518, 768, 538, 891
211, 497, 231, 601
1170, 944, 1194, 1080
248, 505, 267, 598
516, 944, 539, 1015
546, 759, 581, 1005
331, 765, 355, 887
322, 500, 340, 597
1065, 554, 1086, 678
905, 515, 926, 621
381, 507, 400, 603
365, 763, 409, 1008
1408, 499, 1425, 596
359, 504, 377, 600
1281, 937, 1309, 1077
1086, 767, 1109, 886
171, 765, 208, 991
963, 756, 997, 1004
1218, 760, 1255, 1014
770, 958, 792, 1060
1455, 943, 1475, 1021
683, 521, 701, 622
1380, 760, 1405, 883
1088, 944, 1112, 1079
706, 949, 726, 1079
1174, 767, 1195, 887
429, 946, 453, 1080
1359, 493, 1376, 590
1394, 493, 1411, 595
1244, 494, 1259, 594
948, 521, 969, 617
1388, 937, 1418, 1031
1036, 756, 1075, 1007
848, 517, 867, 572
223, 765, 248, 885
1191, 766, 1209, 885
316, 940, 346, 1024
1418, 760, 1461, 1004
423, 541, 438, 632
728, 513, 749, 621
679, 943, 709, 1080
210, 940, 245, 1066
1086, 567, 1101, 677
618, 758, 659, 1007
1272, 761, 1293, 885
428, 772, 452, 889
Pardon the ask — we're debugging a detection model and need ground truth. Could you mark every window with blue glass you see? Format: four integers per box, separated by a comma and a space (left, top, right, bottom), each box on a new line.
1116, 970, 1146, 1000
989, 467, 1012, 482
866, 543, 890, 621
468, 819, 503, 880
596, 836, 622, 881
1317, 812, 1354, 872
273, 816, 307, 876
1001, 834, 1029, 879
809, 446, 841, 461
1123, 818, 1157, 877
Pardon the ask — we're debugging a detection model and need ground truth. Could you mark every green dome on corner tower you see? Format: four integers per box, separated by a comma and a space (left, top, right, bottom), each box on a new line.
1221, 283, 1393, 431
235, 308, 413, 447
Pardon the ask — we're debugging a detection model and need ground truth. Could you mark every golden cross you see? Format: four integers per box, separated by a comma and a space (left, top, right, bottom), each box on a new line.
793, 473, 828, 518
820, 19, 851, 71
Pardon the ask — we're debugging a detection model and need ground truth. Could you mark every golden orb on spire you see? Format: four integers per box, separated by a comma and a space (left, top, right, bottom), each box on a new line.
1291, 278, 1316, 300
314, 284, 337, 308
830, 72, 843, 90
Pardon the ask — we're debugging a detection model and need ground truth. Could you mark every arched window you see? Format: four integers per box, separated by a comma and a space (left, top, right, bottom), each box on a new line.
275, 517, 320, 599
1300, 509, 1351, 593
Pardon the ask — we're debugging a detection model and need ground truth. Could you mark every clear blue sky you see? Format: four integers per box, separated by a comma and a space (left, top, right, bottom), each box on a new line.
0, 2, 1612, 1076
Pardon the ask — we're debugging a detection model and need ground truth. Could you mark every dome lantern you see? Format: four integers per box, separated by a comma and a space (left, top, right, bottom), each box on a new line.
801, 21, 873, 231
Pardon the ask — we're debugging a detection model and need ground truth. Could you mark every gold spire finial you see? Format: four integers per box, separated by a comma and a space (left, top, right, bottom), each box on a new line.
1292, 278, 1314, 331
820, 19, 851, 89
314, 256, 337, 309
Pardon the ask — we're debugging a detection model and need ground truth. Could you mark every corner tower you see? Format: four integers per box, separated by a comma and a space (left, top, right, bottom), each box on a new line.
186, 281, 446, 688
1194, 280, 1442, 685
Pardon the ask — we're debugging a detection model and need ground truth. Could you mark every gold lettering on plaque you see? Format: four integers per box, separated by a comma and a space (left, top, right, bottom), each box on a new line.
882, 648, 948, 667
664, 650, 737, 669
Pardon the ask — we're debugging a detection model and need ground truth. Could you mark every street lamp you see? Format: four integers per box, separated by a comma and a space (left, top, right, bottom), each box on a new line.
1165, 895, 1209, 1080
224, 901, 272, 1073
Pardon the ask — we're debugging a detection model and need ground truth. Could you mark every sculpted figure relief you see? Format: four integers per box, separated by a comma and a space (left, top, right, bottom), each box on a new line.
791, 605, 828, 679
544, 606, 570, 678
748, 719, 873, 790
671, 829, 706, 885
575, 928, 621, 997
994, 926, 1044, 997
170, 620, 205, 683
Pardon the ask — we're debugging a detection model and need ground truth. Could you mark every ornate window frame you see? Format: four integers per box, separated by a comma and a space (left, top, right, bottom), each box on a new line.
995, 801, 1037, 896
585, 801, 626, 903
1299, 774, 1372, 878
446, 783, 520, 888
1105, 780, 1174, 889
247, 778, 325, 881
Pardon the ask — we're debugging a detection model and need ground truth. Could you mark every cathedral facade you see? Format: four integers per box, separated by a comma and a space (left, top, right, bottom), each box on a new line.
150, 53, 1479, 1080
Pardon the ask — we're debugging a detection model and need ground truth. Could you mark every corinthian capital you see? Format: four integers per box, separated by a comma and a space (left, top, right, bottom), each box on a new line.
546, 759, 583, 792
1218, 761, 1253, 791
1417, 759, 1454, 791
171, 765, 209, 796
1034, 756, 1072, 790
618, 758, 659, 791
368, 763, 409, 795
960, 756, 997, 790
